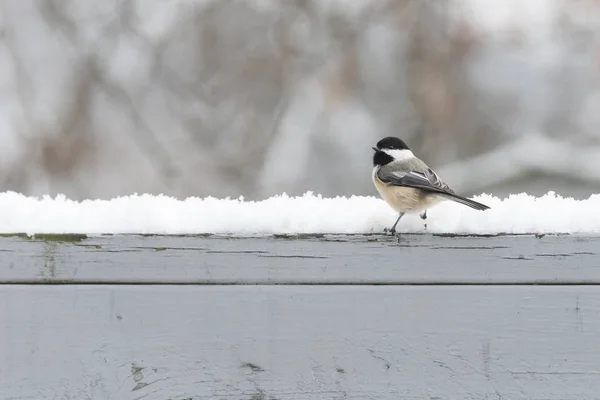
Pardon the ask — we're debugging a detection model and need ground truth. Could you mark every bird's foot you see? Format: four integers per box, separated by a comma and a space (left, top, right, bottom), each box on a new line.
420, 210, 427, 220
383, 227, 397, 236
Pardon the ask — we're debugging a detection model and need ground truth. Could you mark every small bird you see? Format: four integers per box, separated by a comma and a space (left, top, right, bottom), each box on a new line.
372, 137, 490, 235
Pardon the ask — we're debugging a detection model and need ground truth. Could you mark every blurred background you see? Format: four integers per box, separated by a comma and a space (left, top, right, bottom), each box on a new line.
1, 0, 600, 201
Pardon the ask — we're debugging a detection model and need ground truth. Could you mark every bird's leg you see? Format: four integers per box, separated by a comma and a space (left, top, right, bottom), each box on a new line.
420, 210, 427, 220
385, 212, 405, 235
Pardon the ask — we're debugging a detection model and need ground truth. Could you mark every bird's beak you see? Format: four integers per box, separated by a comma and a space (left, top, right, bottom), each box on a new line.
372, 147, 379, 152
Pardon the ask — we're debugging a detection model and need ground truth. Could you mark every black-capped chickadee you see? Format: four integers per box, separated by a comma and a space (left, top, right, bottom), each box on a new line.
372, 137, 490, 234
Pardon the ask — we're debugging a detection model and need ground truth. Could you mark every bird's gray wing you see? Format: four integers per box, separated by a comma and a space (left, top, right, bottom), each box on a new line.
377, 166, 455, 195
377, 162, 491, 211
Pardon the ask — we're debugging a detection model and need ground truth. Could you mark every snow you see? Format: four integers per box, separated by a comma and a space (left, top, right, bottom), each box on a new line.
0, 191, 598, 236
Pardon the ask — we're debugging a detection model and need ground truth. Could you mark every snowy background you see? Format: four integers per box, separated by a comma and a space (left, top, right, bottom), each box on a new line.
1, 0, 600, 202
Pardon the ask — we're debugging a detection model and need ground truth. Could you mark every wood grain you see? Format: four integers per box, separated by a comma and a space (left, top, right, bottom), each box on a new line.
0, 233, 598, 284
2, 285, 600, 400
3, 234, 600, 399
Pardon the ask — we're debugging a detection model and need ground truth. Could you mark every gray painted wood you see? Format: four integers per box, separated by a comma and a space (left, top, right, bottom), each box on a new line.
2, 285, 600, 400
0, 233, 599, 284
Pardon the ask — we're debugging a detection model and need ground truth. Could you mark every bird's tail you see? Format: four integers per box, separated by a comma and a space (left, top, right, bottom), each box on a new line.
439, 193, 490, 211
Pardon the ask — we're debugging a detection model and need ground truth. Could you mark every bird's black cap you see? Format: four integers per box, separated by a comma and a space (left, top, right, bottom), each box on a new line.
374, 137, 410, 151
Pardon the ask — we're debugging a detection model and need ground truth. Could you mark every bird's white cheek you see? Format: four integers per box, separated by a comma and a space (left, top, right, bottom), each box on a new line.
383, 149, 414, 161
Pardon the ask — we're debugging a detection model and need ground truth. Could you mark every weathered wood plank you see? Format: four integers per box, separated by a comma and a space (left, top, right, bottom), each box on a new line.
0, 234, 599, 284
2, 285, 600, 400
